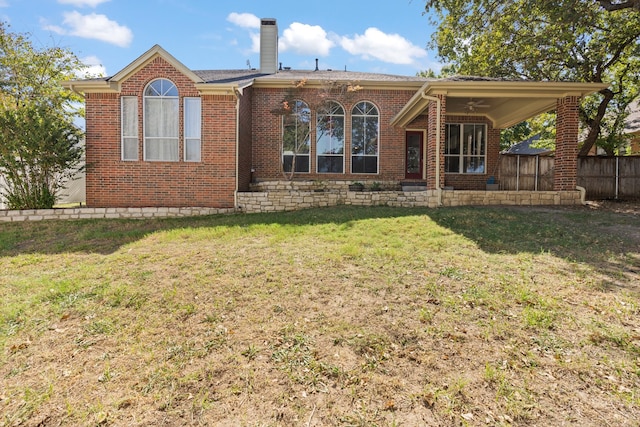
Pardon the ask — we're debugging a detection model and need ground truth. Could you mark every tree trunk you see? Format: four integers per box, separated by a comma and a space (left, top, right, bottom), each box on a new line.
578, 89, 614, 157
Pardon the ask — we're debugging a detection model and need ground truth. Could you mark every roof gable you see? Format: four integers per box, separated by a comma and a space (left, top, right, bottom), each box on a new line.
112, 44, 204, 85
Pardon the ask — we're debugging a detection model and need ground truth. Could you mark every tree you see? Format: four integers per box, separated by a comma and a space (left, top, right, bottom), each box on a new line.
0, 104, 83, 209
424, 0, 640, 156
0, 22, 86, 209
598, 0, 640, 11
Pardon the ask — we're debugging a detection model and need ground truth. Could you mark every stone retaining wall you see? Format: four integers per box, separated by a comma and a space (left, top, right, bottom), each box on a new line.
0, 182, 583, 222
237, 181, 582, 213
0, 207, 235, 222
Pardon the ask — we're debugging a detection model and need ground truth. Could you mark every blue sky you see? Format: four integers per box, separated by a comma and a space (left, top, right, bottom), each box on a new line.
1, 0, 442, 78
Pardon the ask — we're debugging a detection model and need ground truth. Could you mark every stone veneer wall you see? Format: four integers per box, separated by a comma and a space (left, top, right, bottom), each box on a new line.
0, 207, 235, 222
0, 181, 583, 222
237, 181, 582, 213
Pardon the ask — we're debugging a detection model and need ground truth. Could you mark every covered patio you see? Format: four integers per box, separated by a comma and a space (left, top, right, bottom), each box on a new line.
390, 78, 608, 197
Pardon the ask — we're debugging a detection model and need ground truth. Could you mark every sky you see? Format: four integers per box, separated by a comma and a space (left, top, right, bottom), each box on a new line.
0, 0, 442, 79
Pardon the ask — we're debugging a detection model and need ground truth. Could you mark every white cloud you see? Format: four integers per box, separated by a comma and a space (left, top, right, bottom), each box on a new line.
250, 32, 260, 53
45, 11, 133, 47
279, 22, 334, 56
57, 0, 110, 7
78, 55, 107, 78
227, 12, 260, 29
339, 27, 427, 65
0, 1, 9, 8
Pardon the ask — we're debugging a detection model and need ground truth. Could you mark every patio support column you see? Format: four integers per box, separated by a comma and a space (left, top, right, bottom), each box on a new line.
554, 95, 581, 191
426, 94, 446, 189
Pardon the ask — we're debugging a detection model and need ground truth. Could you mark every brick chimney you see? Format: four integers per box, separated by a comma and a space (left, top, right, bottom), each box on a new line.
260, 18, 278, 74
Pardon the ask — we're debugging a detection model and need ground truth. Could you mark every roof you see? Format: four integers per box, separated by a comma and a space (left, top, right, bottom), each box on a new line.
63, 44, 609, 129
63, 44, 428, 95
391, 78, 609, 129
191, 69, 428, 90
503, 134, 554, 156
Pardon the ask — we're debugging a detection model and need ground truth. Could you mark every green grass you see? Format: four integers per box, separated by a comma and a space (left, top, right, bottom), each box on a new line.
0, 205, 639, 426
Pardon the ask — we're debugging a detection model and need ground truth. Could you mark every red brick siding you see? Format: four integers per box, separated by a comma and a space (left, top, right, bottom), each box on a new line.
237, 87, 254, 191
84, 57, 237, 208
555, 96, 580, 191
425, 95, 447, 189
251, 87, 416, 181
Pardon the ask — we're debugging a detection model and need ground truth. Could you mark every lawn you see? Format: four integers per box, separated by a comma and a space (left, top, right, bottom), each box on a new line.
1, 205, 639, 426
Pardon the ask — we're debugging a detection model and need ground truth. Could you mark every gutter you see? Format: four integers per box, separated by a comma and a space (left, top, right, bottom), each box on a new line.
421, 93, 443, 206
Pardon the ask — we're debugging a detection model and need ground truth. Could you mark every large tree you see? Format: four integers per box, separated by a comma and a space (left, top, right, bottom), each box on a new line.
425, 0, 640, 155
0, 22, 85, 209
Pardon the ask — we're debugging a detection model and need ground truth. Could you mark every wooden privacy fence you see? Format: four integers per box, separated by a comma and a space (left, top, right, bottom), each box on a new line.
498, 155, 640, 199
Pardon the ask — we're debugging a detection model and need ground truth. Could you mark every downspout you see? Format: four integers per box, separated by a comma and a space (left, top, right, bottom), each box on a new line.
233, 88, 241, 210
421, 93, 442, 206
68, 84, 85, 99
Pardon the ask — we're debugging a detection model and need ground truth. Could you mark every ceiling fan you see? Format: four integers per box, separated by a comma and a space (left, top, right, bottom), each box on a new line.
464, 99, 490, 112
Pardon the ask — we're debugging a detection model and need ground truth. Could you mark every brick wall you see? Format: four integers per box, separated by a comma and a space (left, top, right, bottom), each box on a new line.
250, 87, 416, 181
555, 96, 581, 191
237, 87, 253, 191
85, 57, 237, 208
425, 95, 446, 189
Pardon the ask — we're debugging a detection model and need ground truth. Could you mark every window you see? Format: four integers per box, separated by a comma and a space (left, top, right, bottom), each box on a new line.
121, 96, 138, 161
316, 101, 344, 173
144, 79, 179, 161
351, 101, 379, 174
282, 100, 310, 173
184, 97, 201, 162
445, 123, 487, 174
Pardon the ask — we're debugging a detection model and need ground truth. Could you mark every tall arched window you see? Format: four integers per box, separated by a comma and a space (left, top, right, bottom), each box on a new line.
282, 100, 310, 173
316, 101, 345, 173
144, 79, 179, 161
351, 101, 379, 174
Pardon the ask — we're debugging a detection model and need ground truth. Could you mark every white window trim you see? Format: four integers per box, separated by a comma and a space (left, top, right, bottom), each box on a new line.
445, 123, 488, 174
282, 99, 311, 174
350, 101, 380, 175
184, 97, 202, 162
316, 101, 345, 174
121, 96, 138, 161
143, 79, 179, 162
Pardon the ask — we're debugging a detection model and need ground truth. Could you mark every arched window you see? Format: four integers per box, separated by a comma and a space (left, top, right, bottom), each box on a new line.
144, 79, 179, 161
316, 101, 345, 173
351, 101, 379, 174
282, 100, 310, 173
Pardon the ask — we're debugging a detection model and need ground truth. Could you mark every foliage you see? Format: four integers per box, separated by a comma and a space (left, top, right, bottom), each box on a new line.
0, 22, 86, 209
0, 103, 83, 209
424, 0, 640, 155
417, 64, 458, 78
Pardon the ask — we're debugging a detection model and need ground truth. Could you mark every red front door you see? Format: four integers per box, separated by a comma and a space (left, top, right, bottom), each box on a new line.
405, 131, 423, 179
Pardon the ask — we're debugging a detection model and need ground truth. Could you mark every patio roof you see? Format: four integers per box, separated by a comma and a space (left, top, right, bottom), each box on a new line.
391, 78, 608, 129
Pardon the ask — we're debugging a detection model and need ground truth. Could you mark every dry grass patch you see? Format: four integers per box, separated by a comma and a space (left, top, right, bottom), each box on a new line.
1, 205, 639, 426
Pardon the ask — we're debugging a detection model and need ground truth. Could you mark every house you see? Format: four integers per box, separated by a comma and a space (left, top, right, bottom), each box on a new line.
64, 18, 607, 210
625, 101, 640, 154
503, 134, 554, 156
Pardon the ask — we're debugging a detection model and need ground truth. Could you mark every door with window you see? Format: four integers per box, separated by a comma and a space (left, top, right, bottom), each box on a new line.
405, 131, 423, 179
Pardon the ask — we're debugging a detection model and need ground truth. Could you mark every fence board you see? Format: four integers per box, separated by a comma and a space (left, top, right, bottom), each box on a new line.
499, 155, 640, 199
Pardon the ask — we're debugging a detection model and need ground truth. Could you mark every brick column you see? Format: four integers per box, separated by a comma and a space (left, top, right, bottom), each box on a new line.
426, 94, 446, 189
554, 96, 581, 191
